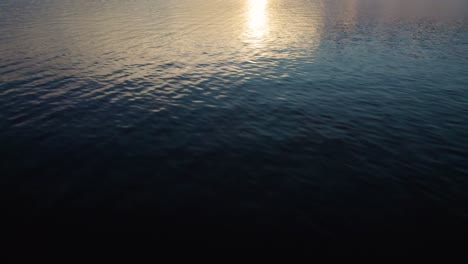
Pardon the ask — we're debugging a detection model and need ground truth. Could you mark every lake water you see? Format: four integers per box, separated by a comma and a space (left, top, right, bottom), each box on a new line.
1, 0, 468, 247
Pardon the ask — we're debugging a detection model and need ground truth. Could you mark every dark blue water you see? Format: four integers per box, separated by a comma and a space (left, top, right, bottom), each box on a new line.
1, 0, 468, 248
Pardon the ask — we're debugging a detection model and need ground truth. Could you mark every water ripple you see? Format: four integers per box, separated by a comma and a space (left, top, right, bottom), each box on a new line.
1, 0, 468, 239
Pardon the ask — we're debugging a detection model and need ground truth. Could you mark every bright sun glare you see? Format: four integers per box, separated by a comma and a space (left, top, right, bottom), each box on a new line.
247, 0, 268, 40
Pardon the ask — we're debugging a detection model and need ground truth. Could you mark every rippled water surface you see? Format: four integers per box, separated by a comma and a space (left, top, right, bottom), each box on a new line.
1, 0, 468, 244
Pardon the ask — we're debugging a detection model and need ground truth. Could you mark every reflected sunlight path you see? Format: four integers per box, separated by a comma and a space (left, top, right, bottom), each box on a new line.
246, 0, 269, 44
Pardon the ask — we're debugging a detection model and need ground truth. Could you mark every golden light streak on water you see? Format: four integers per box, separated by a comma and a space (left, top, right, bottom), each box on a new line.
246, 0, 269, 44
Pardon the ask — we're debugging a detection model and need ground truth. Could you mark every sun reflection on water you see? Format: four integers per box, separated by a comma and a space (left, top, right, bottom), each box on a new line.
246, 0, 269, 43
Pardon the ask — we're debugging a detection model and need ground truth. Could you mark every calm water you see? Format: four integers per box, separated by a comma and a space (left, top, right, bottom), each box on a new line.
1, 0, 468, 246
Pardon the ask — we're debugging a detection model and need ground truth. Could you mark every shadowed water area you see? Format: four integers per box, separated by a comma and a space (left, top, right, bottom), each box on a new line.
1, 0, 468, 248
